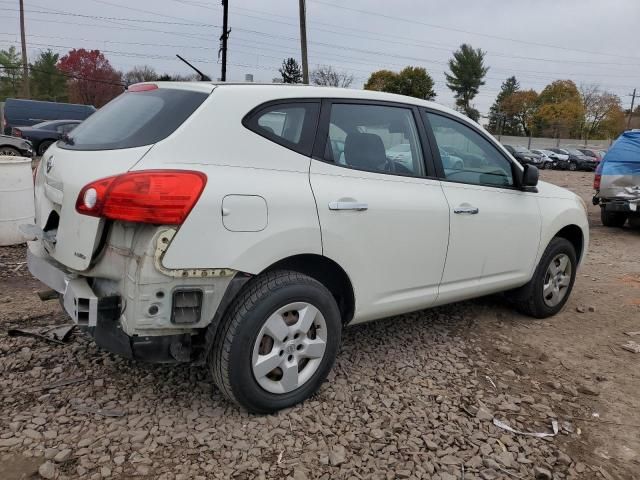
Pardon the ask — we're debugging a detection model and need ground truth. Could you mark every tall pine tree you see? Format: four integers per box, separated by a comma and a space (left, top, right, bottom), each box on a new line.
487, 76, 520, 134
279, 58, 303, 84
445, 44, 488, 122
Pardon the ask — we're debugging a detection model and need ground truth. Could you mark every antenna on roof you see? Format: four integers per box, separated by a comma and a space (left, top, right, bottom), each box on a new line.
176, 54, 211, 81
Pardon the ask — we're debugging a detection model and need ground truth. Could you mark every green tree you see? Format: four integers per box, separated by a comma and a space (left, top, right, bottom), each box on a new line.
29, 50, 67, 101
0, 46, 23, 101
364, 69, 397, 92
534, 80, 584, 138
394, 66, 436, 100
364, 66, 436, 100
487, 76, 519, 134
445, 44, 489, 122
501, 90, 538, 136
279, 58, 303, 84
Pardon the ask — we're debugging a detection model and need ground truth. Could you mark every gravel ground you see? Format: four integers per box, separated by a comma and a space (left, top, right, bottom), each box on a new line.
1, 170, 638, 480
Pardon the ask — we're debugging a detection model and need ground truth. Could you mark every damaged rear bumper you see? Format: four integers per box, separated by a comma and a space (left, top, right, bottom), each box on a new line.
27, 248, 198, 363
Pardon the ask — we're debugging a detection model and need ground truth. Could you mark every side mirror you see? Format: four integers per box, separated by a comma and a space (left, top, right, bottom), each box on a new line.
522, 164, 539, 188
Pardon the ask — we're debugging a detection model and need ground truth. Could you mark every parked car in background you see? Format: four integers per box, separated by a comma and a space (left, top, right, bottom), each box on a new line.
535, 148, 569, 170
502, 144, 545, 168
548, 147, 597, 171
13, 120, 82, 156
530, 149, 555, 169
3, 98, 95, 135
25, 83, 589, 413
578, 148, 603, 162
593, 130, 640, 227
0, 133, 33, 157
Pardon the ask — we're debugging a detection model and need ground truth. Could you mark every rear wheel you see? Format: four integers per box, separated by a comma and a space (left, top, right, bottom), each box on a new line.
627, 215, 640, 229
0, 146, 20, 156
568, 162, 577, 171
38, 140, 54, 156
601, 208, 627, 227
508, 237, 577, 318
210, 270, 341, 413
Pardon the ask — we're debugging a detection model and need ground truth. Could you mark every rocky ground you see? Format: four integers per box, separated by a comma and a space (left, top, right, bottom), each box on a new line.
1, 170, 639, 480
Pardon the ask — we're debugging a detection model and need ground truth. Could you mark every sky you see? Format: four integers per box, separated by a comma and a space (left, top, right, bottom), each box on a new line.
2, 0, 640, 120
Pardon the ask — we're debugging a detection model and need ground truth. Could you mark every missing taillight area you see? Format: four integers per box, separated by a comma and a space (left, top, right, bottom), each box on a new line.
75, 170, 207, 225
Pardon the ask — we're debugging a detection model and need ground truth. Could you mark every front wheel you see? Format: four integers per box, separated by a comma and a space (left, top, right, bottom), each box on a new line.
0, 146, 20, 156
210, 270, 342, 413
568, 162, 577, 171
508, 238, 577, 318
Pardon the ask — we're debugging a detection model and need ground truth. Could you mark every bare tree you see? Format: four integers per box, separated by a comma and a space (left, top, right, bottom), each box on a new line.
124, 65, 158, 85
580, 83, 622, 140
311, 65, 353, 88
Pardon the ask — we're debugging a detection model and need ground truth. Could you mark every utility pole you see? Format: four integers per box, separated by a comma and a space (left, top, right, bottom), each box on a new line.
627, 88, 637, 130
219, 0, 230, 82
19, 0, 30, 98
298, 0, 309, 84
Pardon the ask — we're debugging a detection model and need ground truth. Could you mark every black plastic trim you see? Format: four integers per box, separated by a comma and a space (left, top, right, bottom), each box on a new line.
242, 99, 320, 157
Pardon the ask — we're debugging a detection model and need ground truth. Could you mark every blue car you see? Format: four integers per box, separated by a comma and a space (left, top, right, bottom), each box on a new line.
13, 120, 82, 156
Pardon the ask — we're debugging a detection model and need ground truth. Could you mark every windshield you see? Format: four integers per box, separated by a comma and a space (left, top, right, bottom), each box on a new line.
566, 148, 584, 155
60, 88, 208, 151
513, 146, 529, 152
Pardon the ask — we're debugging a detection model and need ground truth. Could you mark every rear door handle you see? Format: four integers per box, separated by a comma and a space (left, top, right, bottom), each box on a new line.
328, 201, 368, 211
453, 206, 479, 214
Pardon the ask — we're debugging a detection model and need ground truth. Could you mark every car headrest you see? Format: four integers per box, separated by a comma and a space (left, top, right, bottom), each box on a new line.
344, 132, 386, 170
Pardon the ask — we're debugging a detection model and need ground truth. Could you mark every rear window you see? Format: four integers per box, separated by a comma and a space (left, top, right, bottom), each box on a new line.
60, 88, 208, 151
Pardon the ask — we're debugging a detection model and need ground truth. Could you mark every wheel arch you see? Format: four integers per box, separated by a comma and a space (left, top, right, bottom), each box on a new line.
553, 224, 584, 263
263, 254, 355, 326
198, 253, 355, 365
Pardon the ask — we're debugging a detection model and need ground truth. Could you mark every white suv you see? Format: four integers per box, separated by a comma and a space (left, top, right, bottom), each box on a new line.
24, 83, 589, 412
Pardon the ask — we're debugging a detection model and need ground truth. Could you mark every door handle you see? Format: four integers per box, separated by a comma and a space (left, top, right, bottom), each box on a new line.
453, 206, 479, 214
328, 201, 368, 211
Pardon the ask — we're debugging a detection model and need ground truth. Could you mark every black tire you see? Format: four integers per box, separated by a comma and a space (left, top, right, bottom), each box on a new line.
628, 216, 640, 229
209, 270, 342, 413
568, 162, 577, 171
508, 238, 577, 318
0, 146, 20, 156
38, 140, 54, 156
601, 208, 627, 227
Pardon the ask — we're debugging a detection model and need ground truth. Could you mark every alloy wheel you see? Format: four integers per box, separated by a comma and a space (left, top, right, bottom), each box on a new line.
542, 253, 572, 307
251, 302, 327, 394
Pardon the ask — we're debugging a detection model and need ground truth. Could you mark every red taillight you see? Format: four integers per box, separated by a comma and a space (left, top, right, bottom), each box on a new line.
76, 170, 207, 225
128, 83, 158, 92
593, 173, 601, 190
12, 128, 22, 137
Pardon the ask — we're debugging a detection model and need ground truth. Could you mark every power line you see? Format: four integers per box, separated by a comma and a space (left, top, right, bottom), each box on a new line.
309, 0, 640, 62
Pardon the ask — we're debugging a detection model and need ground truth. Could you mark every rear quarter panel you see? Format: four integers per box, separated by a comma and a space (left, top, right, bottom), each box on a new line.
135, 86, 322, 273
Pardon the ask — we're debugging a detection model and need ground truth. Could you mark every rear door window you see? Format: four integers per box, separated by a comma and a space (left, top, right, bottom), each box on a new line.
244, 102, 320, 156
60, 88, 209, 151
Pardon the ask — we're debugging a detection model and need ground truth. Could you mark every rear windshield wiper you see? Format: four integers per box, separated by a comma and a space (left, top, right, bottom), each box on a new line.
60, 134, 75, 146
